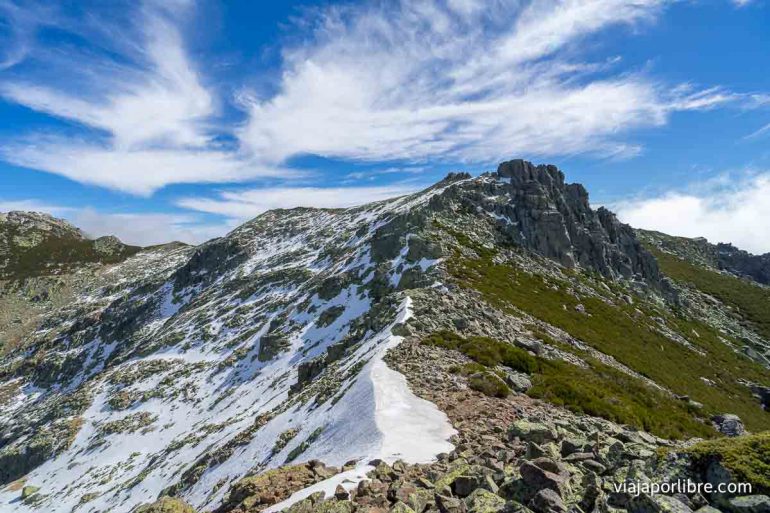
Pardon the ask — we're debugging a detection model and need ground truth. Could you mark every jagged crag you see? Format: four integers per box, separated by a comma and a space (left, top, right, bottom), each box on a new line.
1, 161, 769, 513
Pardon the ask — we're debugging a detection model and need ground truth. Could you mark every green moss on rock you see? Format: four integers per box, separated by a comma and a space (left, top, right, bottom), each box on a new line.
685, 431, 770, 493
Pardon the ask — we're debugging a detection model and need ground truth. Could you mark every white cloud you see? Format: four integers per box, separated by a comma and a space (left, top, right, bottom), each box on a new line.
238, 0, 727, 165
0, 13, 214, 150
0, 0, 760, 196
0, 199, 230, 245
613, 172, 770, 254
1, 138, 291, 196
177, 184, 420, 220
69, 209, 232, 246
0, 1, 282, 194
0, 199, 71, 215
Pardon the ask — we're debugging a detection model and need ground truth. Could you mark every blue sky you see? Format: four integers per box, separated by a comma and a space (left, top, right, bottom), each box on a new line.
1, 0, 769, 251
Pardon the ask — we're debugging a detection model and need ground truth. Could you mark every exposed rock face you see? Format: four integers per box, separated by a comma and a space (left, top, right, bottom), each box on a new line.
494, 160, 661, 283
711, 414, 746, 437
639, 229, 770, 285
717, 243, 770, 285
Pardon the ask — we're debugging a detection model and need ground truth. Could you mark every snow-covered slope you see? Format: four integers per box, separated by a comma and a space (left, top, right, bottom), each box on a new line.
0, 178, 462, 513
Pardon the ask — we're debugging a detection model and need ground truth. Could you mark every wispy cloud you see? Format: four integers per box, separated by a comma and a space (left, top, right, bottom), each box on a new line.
0, 198, 71, 215
613, 171, 770, 254
0, 1, 282, 195
0, 0, 61, 70
0, 0, 761, 197
177, 184, 420, 220
237, 0, 731, 165
1, 137, 290, 196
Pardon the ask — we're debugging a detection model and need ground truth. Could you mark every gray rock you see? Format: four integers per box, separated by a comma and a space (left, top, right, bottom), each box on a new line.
694, 507, 722, 513
508, 421, 557, 445
503, 371, 532, 393
529, 489, 566, 513
436, 494, 467, 513
452, 476, 482, 498
628, 493, 694, 513
519, 459, 570, 496
495, 159, 662, 284
726, 496, 770, 513
335, 485, 350, 500
580, 460, 607, 475
463, 489, 506, 513
711, 414, 746, 437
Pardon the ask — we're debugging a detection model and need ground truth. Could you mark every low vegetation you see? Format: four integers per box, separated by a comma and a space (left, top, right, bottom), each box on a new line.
1, 230, 139, 281
422, 330, 713, 439
650, 247, 770, 340
422, 331, 538, 373
685, 431, 770, 493
468, 371, 511, 398
440, 227, 770, 433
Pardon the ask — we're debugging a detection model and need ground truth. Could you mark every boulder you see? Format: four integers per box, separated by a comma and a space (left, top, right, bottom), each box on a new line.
135, 497, 196, 513
519, 459, 570, 497
503, 371, 532, 393
463, 489, 506, 513
711, 414, 746, 437
452, 475, 483, 498
391, 502, 417, 513
508, 421, 557, 445
21, 485, 40, 500
726, 495, 770, 513
335, 485, 350, 500
529, 489, 566, 513
628, 493, 694, 513
436, 494, 467, 513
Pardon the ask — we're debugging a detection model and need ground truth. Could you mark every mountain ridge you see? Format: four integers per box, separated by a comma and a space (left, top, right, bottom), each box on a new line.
1, 161, 768, 513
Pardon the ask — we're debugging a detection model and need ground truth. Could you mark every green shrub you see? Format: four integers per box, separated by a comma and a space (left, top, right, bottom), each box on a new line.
685, 431, 770, 493
468, 372, 511, 398
423, 330, 712, 438
422, 330, 538, 373
529, 359, 713, 439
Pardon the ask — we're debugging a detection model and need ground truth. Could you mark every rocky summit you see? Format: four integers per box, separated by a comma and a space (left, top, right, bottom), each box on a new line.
1, 160, 769, 513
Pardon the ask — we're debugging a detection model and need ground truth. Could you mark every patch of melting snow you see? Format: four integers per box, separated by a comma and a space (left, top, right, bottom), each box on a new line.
266, 297, 456, 512
0, 186, 464, 513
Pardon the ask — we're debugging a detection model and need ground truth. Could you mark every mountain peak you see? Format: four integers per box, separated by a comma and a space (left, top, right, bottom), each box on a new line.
0, 210, 85, 241
0, 210, 140, 280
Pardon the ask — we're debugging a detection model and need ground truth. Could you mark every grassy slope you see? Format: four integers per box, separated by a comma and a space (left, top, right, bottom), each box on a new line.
441, 227, 770, 433
423, 331, 713, 439
649, 246, 770, 340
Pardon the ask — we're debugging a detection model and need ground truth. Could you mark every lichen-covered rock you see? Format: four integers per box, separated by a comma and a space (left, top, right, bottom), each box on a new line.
135, 497, 196, 513
725, 495, 770, 513
508, 421, 557, 445
20, 485, 40, 500
463, 488, 506, 513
